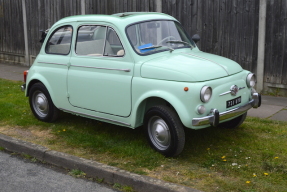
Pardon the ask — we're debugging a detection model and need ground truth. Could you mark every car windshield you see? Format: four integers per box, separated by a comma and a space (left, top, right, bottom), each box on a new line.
126, 20, 195, 55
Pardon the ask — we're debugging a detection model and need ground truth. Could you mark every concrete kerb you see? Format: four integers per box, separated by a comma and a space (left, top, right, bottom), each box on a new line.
0, 133, 201, 192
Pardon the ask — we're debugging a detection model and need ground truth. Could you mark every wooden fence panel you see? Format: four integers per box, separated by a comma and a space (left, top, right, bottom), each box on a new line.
0, 0, 25, 64
0, 0, 25, 54
25, 0, 81, 57
265, 0, 287, 85
0, 0, 287, 90
162, 0, 259, 72
85, 0, 156, 15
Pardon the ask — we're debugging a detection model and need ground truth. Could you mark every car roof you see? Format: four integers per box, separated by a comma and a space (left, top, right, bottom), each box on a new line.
54, 12, 178, 27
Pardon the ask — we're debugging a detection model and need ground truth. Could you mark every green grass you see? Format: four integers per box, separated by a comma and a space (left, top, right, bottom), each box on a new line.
68, 169, 86, 178
1, 78, 287, 192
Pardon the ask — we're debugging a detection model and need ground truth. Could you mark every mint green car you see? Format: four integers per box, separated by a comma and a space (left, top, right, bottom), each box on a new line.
22, 12, 261, 157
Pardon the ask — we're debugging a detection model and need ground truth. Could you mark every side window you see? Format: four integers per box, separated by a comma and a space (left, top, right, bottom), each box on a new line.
75, 25, 124, 57
105, 27, 124, 57
45, 26, 72, 55
76, 25, 106, 56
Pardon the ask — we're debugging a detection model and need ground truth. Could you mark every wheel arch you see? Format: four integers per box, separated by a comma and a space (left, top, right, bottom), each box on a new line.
131, 92, 189, 128
26, 77, 57, 107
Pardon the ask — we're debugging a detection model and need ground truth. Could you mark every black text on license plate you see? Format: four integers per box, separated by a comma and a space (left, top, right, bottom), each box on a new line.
226, 96, 241, 108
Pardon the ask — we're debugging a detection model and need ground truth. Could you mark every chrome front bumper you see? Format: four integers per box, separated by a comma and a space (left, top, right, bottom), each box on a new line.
192, 93, 261, 127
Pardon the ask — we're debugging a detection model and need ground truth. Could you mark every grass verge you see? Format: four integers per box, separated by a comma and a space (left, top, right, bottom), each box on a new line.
1, 78, 287, 192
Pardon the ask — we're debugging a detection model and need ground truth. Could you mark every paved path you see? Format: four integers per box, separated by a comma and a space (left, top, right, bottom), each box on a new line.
0, 63, 29, 81
0, 150, 117, 192
247, 95, 287, 121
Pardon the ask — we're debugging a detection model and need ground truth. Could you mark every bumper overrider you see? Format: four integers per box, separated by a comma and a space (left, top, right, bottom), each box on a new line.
21, 84, 26, 92
192, 93, 261, 127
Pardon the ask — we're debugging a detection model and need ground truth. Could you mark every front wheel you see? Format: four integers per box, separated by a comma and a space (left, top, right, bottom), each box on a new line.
219, 112, 247, 129
144, 105, 185, 157
29, 82, 59, 122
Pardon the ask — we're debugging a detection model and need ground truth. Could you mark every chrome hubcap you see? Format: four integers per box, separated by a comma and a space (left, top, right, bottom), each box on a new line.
148, 116, 170, 150
32, 91, 49, 117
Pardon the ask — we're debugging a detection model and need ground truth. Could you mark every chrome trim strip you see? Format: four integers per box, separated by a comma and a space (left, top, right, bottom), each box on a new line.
219, 91, 231, 96
38, 62, 67, 66
71, 65, 131, 72
102, 26, 108, 56
192, 93, 260, 126
59, 108, 131, 126
219, 87, 246, 96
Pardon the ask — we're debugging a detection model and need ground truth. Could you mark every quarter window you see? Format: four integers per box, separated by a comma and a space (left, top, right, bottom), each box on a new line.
46, 26, 72, 55
105, 27, 124, 56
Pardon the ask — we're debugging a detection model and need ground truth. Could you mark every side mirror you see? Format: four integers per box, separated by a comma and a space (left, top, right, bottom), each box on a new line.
39, 28, 50, 43
192, 34, 200, 43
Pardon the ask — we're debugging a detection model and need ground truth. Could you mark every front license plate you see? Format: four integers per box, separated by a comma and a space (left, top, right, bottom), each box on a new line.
226, 96, 241, 108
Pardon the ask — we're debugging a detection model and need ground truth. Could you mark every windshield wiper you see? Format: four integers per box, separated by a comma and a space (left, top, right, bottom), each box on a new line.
166, 40, 195, 49
139, 45, 174, 52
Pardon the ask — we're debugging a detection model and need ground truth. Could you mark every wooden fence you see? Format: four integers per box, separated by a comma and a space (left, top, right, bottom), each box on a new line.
0, 0, 286, 95
264, 0, 287, 90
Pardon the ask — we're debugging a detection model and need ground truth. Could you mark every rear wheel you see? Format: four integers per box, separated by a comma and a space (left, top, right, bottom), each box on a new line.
29, 83, 59, 122
219, 112, 247, 129
144, 105, 185, 157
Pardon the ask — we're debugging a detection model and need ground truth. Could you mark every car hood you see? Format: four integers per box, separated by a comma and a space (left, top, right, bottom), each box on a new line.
140, 51, 243, 82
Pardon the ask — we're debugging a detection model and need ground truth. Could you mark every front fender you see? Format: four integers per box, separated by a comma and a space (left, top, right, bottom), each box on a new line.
130, 77, 197, 128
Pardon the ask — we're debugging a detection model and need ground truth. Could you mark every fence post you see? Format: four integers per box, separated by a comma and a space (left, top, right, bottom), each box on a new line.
156, 0, 162, 12
257, 0, 267, 93
81, 0, 85, 15
22, 0, 29, 66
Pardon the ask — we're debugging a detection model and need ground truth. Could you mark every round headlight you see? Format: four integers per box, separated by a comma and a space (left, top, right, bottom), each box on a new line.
200, 86, 212, 103
246, 73, 256, 88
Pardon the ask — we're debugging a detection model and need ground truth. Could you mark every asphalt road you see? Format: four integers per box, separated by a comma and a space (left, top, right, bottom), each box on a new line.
0, 150, 118, 192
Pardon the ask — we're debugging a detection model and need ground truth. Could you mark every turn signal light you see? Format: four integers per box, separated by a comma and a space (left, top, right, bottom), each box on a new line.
24, 70, 29, 83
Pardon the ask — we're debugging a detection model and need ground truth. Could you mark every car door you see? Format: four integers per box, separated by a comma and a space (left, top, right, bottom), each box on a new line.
38, 25, 73, 107
67, 25, 133, 117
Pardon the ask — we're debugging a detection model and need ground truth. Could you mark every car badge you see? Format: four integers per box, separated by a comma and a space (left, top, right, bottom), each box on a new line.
230, 85, 239, 96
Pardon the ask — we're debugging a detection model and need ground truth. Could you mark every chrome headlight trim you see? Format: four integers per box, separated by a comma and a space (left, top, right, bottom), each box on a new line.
246, 73, 256, 88
200, 86, 212, 103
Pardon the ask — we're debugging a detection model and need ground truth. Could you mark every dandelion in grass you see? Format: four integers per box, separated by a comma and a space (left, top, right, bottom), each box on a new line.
253, 173, 257, 177
264, 173, 269, 176
221, 156, 226, 159
246, 181, 251, 184
274, 157, 279, 159
63, 129, 66, 132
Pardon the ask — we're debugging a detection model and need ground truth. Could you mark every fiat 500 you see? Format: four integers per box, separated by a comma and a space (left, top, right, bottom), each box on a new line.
22, 12, 261, 157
